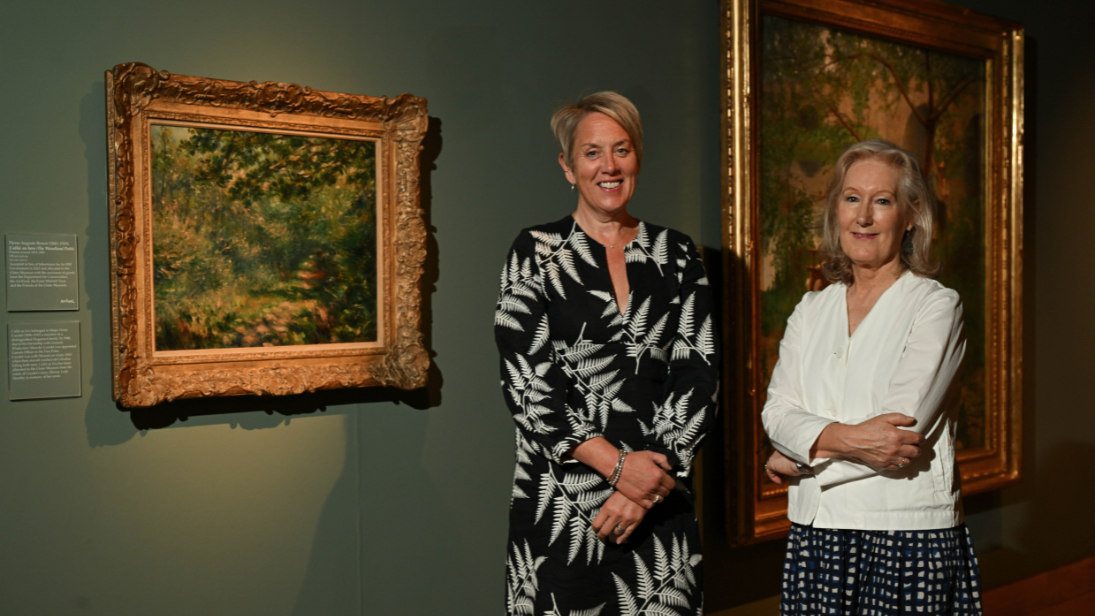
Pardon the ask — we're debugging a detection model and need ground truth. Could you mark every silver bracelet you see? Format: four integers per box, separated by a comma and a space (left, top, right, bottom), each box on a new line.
608, 450, 626, 490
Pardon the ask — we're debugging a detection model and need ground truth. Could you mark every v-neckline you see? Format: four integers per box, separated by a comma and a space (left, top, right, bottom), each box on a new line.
569, 217, 642, 317
842, 270, 908, 341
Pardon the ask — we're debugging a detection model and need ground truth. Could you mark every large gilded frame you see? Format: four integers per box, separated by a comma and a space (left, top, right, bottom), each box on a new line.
719, 0, 1024, 544
106, 63, 429, 408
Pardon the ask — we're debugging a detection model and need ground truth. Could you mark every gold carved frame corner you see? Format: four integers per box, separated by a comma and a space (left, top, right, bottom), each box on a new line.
106, 63, 430, 408
719, 0, 1024, 545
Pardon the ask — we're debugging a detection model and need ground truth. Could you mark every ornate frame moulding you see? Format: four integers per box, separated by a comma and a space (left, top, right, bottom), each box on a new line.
719, 0, 1024, 544
106, 63, 430, 408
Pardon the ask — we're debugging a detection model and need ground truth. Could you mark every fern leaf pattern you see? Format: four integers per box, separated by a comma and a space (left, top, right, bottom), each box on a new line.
539, 464, 611, 565
649, 388, 716, 477
668, 240, 715, 367
622, 297, 671, 373
625, 224, 670, 275
496, 217, 716, 615
611, 533, 703, 616
496, 251, 542, 332
546, 594, 606, 616
506, 539, 548, 616
512, 429, 542, 505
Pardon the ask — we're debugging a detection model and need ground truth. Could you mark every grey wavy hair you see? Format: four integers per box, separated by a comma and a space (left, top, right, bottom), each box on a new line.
821, 139, 939, 284
550, 91, 643, 171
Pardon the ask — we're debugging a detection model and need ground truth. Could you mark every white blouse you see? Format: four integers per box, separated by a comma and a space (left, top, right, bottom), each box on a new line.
761, 271, 966, 530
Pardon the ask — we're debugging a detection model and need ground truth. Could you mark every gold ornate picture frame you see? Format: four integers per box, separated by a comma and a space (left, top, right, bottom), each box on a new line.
106, 63, 429, 408
719, 0, 1024, 544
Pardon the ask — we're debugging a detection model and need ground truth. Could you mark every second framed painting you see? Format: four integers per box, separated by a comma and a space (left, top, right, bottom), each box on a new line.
719, 0, 1024, 543
107, 63, 430, 408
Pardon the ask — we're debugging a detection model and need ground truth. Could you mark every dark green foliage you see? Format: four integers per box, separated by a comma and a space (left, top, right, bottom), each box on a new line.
151, 125, 378, 351
756, 16, 987, 469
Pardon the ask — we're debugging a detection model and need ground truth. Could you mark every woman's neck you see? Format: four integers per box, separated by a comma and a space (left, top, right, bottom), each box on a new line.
848, 261, 905, 298
845, 262, 906, 336
572, 206, 638, 248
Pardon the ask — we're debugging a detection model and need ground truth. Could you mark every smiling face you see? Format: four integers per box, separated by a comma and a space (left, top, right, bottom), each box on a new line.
559, 112, 639, 217
837, 158, 913, 275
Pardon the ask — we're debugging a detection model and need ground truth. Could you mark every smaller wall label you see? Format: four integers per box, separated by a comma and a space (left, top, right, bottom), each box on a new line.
6, 234, 79, 311
8, 322, 82, 400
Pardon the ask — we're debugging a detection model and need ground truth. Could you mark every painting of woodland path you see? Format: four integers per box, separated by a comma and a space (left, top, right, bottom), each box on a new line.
757, 15, 987, 455
151, 125, 378, 351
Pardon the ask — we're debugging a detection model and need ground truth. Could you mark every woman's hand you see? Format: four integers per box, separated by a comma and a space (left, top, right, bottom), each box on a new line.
614, 450, 675, 509
570, 439, 675, 510
591, 492, 647, 545
764, 450, 811, 484
819, 413, 924, 471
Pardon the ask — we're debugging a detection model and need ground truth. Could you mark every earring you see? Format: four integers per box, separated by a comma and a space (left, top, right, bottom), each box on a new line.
570, 183, 575, 191
902, 229, 914, 254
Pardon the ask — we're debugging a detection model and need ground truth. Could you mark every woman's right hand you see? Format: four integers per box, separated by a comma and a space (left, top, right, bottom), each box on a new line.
569, 438, 675, 509
764, 450, 811, 484
614, 450, 675, 509
591, 491, 647, 545
821, 413, 924, 470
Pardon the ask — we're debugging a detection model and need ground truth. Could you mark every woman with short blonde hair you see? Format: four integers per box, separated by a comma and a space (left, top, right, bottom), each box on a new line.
496, 92, 716, 615
550, 91, 644, 171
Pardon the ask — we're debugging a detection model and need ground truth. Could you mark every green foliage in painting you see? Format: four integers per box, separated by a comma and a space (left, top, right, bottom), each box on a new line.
151, 125, 378, 351
757, 15, 987, 465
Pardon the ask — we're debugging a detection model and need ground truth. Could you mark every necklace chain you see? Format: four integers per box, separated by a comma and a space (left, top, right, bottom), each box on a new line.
599, 232, 627, 249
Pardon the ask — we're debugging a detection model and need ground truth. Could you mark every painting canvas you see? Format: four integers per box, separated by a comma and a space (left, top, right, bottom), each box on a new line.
150, 125, 379, 351
718, 0, 1024, 544
755, 15, 988, 493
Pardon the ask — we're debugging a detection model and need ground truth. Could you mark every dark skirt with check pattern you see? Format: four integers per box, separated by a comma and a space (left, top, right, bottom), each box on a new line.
781, 523, 983, 616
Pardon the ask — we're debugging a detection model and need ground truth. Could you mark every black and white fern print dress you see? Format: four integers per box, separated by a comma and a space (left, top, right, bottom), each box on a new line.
495, 216, 718, 616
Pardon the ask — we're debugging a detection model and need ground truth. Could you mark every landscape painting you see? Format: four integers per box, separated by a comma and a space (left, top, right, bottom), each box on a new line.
149, 125, 379, 352
755, 14, 988, 483
108, 63, 431, 407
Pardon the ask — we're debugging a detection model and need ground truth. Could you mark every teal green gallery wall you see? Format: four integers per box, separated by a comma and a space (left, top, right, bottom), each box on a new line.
0, 1, 1092, 615
0, 1, 720, 614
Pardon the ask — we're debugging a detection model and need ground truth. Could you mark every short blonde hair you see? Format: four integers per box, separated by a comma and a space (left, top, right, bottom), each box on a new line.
821, 139, 939, 284
550, 91, 643, 170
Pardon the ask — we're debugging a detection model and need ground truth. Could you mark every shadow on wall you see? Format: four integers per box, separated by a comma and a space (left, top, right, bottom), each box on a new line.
973, 441, 1095, 587
291, 115, 455, 614
289, 399, 468, 614
697, 244, 790, 612
963, 29, 1036, 565
1015, 443, 1095, 570
79, 80, 136, 448
1002, 31, 1095, 573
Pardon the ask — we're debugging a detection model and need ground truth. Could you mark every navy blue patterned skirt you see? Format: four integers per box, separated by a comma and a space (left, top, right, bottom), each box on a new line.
781, 523, 983, 616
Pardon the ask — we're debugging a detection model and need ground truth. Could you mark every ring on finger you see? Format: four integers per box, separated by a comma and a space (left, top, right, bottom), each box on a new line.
615, 525, 625, 533
652, 494, 661, 505
897, 457, 908, 469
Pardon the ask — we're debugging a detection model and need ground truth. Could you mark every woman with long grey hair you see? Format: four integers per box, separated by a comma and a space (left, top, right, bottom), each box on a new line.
763, 139, 982, 615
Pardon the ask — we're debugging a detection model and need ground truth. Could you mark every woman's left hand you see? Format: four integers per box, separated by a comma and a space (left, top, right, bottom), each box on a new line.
591, 492, 647, 545
764, 450, 812, 484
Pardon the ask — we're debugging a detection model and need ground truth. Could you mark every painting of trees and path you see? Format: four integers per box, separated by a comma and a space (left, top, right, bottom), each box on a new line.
150, 125, 378, 351
757, 15, 987, 454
